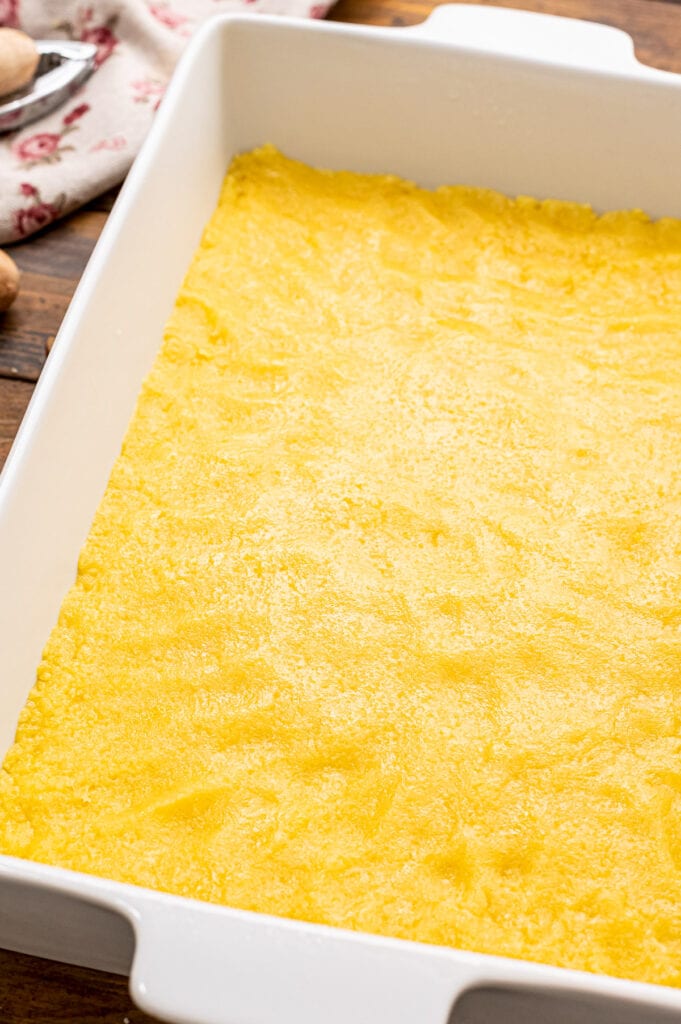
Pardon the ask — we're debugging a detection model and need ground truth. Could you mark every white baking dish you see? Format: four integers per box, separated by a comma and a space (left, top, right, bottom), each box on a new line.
2, 6, 681, 1022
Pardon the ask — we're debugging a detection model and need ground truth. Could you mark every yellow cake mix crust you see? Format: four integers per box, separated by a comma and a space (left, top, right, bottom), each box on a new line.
3, 146, 681, 986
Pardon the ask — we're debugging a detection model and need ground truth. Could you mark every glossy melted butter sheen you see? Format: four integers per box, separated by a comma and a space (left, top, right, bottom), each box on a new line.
3, 147, 681, 986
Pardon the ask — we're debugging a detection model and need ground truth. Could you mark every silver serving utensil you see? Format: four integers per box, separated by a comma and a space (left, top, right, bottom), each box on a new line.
0, 40, 97, 134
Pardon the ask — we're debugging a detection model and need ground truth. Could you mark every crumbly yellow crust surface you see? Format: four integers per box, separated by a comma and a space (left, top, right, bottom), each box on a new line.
3, 146, 681, 985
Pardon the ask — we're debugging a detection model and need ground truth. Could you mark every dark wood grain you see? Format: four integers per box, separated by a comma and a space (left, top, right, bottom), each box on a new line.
0, 378, 33, 465
0, 949, 158, 1024
0, 203, 111, 383
1, 0, 681, 1020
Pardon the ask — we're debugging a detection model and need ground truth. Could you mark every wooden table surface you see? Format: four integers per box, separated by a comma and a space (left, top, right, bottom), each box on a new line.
2, 0, 681, 1018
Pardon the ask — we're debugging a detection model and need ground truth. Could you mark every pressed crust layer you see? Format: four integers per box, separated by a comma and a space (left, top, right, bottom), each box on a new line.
3, 147, 681, 986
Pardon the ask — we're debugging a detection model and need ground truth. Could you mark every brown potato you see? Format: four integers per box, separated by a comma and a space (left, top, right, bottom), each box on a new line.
0, 249, 20, 311
0, 28, 39, 99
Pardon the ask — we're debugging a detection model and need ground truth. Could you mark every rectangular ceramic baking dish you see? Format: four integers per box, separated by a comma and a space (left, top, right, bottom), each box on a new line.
2, 6, 681, 1022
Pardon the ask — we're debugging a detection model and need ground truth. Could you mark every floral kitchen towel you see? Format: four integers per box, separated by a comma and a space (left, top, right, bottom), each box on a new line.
0, 0, 331, 242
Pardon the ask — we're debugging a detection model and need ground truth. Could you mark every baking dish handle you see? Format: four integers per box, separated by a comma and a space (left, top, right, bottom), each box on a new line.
406, 3, 666, 79
128, 898, 481, 1024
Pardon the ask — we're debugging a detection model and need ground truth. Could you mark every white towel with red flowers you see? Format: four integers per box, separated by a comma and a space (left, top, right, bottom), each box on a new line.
0, 0, 331, 243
